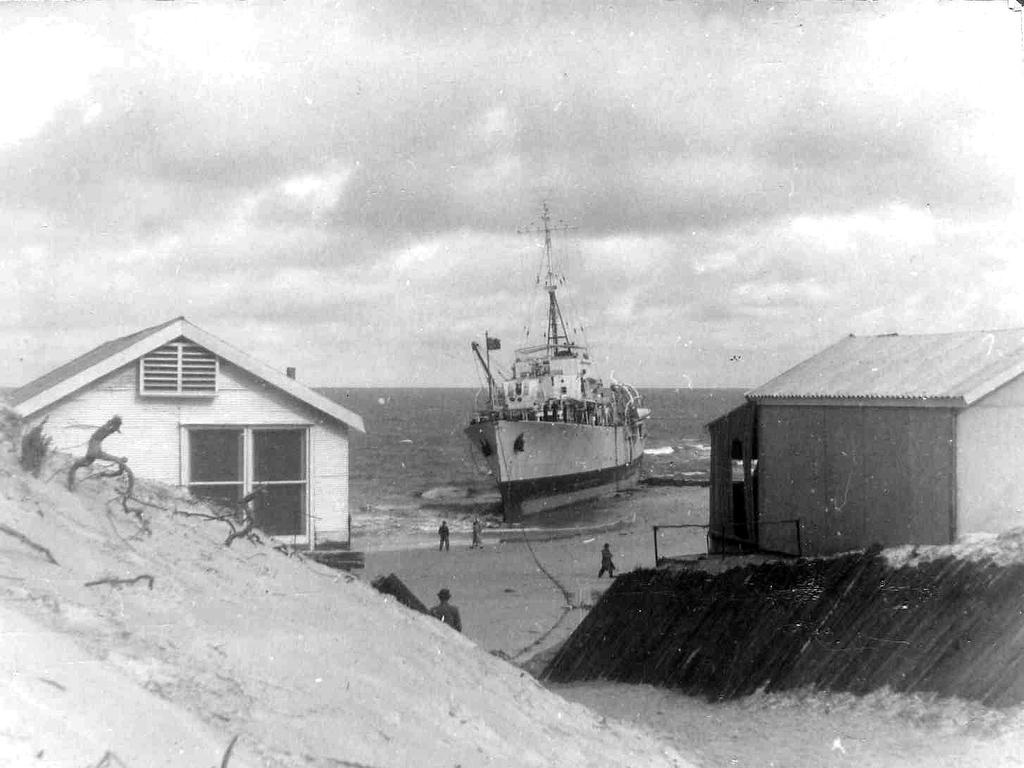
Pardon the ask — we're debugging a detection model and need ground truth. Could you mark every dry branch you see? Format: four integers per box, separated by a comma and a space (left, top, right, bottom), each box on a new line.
224, 487, 266, 547
37, 677, 66, 691
220, 734, 240, 768
90, 751, 128, 768
0, 523, 58, 565
67, 416, 127, 490
20, 417, 51, 476
173, 508, 237, 523
85, 574, 155, 590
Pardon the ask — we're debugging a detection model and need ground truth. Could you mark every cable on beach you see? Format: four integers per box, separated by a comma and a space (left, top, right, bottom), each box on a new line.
510, 527, 577, 662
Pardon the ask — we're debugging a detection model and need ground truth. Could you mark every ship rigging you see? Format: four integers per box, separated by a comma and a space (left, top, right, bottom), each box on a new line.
465, 205, 650, 521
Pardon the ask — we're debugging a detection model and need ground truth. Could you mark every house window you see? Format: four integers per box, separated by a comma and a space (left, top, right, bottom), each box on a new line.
140, 339, 218, 396
187, 427, 307, 537
188, 429, 243, 506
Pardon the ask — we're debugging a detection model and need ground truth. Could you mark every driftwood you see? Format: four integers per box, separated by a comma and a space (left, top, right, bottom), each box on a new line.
221, 734, 240, 768
85, 574, 155, 590
68, 416, 128, 490
371, 573, 430, 615
20, 417, 51, 477
0, 523, 59, 565
90, 751, 128, 768
224, 487, 266, 547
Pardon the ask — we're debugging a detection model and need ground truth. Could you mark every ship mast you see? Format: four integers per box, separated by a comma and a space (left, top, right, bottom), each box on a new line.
538, 204, 573, 358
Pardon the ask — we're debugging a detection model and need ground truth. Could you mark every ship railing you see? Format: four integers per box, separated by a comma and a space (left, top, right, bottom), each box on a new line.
514, 342, 588, 357
653, 518, 803, 566
476, 399, 628, 427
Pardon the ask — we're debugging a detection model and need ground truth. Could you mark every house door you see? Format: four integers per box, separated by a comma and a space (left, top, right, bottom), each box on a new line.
252, 429, 307, 536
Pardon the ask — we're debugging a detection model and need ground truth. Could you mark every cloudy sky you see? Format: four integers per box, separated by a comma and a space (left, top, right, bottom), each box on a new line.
2, 1, 1023, 389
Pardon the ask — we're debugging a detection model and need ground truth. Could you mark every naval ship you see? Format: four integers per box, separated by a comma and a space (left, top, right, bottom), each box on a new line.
466, 206, 650, 521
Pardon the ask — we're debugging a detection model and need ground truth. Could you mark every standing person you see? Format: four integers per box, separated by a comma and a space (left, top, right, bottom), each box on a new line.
598, 542, 616, 578
430, 588, 462, 632
471, 517, 482, 548
438, 520, 450, 551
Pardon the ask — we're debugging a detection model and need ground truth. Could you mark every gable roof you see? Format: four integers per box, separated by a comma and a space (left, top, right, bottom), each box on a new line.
747, 328, 1024, 407
10, 317, 365, 432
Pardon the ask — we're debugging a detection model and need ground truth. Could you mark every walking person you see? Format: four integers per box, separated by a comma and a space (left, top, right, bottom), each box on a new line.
430, 588, 462, 632
598, 542, 616, 578
471, 517, 482, 548
438, 520, 450, 551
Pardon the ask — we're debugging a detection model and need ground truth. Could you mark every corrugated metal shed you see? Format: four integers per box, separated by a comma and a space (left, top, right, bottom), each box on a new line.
748, 328, 1024, 404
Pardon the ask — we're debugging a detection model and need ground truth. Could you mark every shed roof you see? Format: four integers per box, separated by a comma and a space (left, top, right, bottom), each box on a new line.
747, 328, 1024, 406
10, 317, 365, 432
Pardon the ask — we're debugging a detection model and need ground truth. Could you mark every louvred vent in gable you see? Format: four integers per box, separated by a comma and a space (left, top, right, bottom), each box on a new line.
140, 338, 218, 395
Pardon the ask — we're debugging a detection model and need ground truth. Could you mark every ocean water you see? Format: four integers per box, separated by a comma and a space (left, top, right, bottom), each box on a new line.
319, 387, 746, 538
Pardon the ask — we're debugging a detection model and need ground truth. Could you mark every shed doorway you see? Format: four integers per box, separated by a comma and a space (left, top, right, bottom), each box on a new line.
730, 439, 759, 549
708, 401, 759, 555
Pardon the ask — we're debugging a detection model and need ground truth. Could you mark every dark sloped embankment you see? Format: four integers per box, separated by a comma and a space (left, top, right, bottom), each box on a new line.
543, 546, 1024, 707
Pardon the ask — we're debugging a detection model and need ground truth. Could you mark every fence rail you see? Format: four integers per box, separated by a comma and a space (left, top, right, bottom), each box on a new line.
653, 518, 803, 566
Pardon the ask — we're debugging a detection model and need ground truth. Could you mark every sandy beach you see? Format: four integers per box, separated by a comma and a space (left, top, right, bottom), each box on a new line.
361, 486, 1024, 768
359, 485, 710, 661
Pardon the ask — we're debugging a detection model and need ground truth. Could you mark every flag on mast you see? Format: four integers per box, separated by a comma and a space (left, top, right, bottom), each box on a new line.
486, 337, 501, 350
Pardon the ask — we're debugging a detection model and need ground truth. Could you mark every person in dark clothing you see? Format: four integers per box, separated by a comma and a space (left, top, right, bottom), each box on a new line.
430, 588, 462, 632
438, 520, 450, 551
471, 517, 483, 548
598, 542, 616, 578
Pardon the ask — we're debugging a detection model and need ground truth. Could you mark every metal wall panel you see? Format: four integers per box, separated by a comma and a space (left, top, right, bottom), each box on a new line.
901, 408, 956, 544
957, 373, 1024, 533
758, 404, 955, 555
859, 408, 912, 547
707, 417, 733, 537
758, 405, 824, 553
822, 405, 868, 552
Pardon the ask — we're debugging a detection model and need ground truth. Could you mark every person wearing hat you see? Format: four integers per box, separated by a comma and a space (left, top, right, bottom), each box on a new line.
430, 588, 462, 632
598, 542, 616, 578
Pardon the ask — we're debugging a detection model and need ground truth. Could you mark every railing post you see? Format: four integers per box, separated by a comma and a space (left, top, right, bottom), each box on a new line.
795, 519, 803, 558
653, 525, 659, 566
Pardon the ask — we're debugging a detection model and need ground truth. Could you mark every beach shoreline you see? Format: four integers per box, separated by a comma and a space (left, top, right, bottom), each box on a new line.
358, 485, 711, 660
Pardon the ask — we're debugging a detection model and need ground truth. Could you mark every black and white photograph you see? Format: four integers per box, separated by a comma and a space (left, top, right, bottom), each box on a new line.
2, 1, 1024, 766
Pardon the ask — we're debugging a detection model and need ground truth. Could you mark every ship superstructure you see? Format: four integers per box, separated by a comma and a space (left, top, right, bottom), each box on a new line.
466, 205, 649, 521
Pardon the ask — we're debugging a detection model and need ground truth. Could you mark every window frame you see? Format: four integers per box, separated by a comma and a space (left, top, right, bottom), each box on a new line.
182, 424, 311, 542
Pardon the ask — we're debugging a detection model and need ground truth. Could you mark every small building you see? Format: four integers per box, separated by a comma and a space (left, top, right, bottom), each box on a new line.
709, 329, 1024, 557
9, 317, 365, 549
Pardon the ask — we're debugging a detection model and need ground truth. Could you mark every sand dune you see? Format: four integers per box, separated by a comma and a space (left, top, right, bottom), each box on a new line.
0, 435, 691, 767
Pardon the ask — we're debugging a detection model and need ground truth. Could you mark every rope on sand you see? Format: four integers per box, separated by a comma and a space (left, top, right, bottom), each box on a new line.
511, 528, 576, 662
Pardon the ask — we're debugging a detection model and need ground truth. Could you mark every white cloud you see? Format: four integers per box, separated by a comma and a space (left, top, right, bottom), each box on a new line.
789, 203, 937, 254
2, 2, 1024, 388
0, 18, 121, 147
281, 168, 353, 213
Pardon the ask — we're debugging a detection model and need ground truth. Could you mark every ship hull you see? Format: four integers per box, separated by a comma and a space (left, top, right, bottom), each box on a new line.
465, 418, 645, 521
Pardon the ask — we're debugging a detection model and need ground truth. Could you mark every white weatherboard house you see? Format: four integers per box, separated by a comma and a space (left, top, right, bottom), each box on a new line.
9, 317, 365, 549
